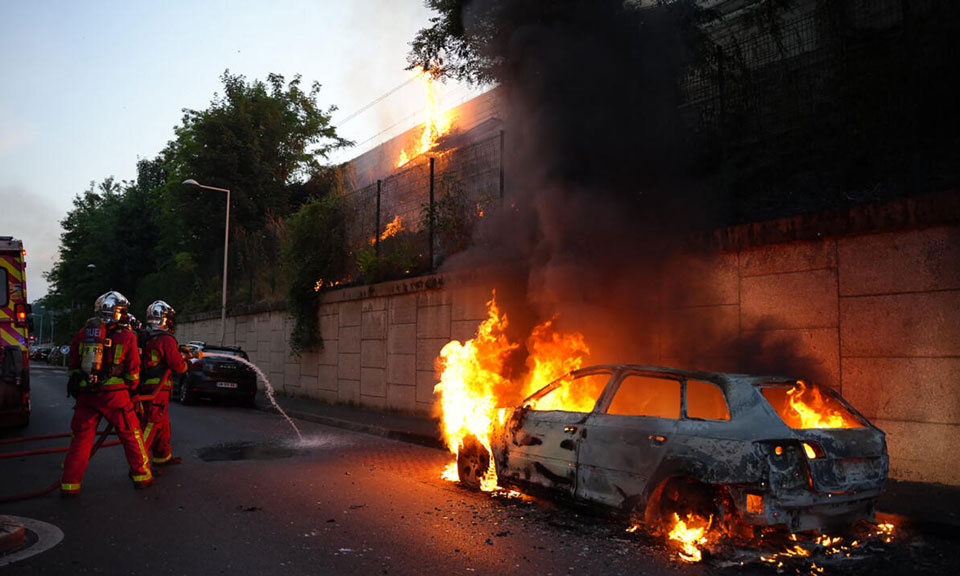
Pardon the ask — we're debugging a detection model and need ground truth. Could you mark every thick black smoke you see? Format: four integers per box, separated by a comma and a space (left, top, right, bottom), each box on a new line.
444, 0, 815, 378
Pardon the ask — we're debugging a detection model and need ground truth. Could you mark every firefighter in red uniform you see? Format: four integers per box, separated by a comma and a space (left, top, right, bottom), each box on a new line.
61, 291, 152, 496
139, 300, 189, 469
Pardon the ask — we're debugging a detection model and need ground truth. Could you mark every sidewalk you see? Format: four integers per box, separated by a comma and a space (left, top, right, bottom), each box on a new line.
268, 394, 445, 451
265, 393, 960, 532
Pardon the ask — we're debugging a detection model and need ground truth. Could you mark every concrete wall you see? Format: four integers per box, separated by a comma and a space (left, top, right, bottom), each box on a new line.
178, 278, 491, 417
179, 223, 960, 486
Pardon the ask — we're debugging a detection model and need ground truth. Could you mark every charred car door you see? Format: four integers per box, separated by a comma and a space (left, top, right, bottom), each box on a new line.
501, 369, 612, 497
576, 372, 681, 510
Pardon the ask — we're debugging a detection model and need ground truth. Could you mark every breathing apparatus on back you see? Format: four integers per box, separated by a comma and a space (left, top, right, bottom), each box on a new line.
78, 291, 130, 386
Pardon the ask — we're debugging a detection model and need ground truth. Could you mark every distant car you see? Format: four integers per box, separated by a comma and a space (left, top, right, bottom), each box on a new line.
46, 346, 67, 365
30, 346, 51, 361
458, 365, 888, 534
172, 341, 258, 407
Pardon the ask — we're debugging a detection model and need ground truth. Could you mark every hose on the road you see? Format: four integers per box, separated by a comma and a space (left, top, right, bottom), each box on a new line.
0, 423, 115, 503
0, 388, 167, 502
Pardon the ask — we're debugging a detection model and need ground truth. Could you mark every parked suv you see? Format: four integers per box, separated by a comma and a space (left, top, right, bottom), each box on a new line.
172, 341, 258, 407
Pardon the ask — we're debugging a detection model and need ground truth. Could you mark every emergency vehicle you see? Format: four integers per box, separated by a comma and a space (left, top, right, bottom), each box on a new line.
0, 236, 31, 428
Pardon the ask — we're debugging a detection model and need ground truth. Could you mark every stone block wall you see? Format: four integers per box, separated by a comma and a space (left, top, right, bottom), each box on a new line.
179, 223, 960, 485
178, 278, 491, 418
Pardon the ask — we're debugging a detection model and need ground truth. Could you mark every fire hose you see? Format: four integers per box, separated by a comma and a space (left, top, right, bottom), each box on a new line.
0, 387, 164, 503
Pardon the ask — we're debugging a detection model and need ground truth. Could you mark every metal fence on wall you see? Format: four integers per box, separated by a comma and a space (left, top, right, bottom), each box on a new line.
338, 131, 504, 280
678, 0, 959, 222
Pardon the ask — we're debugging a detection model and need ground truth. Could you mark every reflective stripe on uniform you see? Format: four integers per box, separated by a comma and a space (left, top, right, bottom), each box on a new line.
133, 428, 151, 475
153, 453, 172, 464
113, 344, 124, 364
61, 482, 81, 492
143, 422, 154, 442
131, 473, 152, 482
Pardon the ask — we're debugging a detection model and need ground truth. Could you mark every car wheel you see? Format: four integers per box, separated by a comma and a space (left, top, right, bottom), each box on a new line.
178, 377, 195, 405
456, 435, 491, 490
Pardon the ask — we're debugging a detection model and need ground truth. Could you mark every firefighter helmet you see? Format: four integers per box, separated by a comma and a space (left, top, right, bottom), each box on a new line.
94, 291, 130, 325
145, 300, 176, 332
126, 313, 141, 331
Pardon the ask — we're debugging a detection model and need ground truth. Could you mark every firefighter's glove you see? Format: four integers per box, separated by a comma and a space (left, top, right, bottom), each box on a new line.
67, 373, 82, 398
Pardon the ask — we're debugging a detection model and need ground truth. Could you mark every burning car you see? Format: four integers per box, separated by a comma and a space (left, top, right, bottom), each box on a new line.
456, 365, 888, 535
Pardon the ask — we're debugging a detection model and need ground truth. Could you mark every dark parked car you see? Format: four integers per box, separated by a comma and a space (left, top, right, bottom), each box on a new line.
458, 365, 888, 535
172, 342, 258, 407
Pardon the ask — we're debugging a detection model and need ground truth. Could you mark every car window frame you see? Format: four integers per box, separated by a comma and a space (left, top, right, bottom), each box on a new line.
597, 369, 684, 420
523, 367, 616, 414
682, 377, 732, 422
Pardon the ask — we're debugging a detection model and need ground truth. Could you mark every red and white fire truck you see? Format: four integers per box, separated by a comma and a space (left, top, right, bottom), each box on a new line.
0, 236, 31, 428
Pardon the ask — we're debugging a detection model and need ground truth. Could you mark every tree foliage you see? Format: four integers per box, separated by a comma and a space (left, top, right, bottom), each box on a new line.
42, 173, 161, 340
408, 0, 715, 85
281, 192, 349, 354
42, 71, 351, 345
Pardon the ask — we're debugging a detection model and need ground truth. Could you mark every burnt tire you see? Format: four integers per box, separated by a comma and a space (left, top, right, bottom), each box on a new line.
645, 477, 719, 531
456, 435, 490, 491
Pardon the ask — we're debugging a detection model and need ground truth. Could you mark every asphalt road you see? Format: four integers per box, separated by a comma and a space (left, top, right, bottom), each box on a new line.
2, 367, 959, 576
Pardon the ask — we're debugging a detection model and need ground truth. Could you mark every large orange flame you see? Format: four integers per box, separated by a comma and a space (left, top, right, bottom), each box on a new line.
668, 513, 712, 562
786, 381, 862, 429
397, 67, 452, 167
370, 215, 404, 245
434, 293, 517, 491
434, 292, 589, 490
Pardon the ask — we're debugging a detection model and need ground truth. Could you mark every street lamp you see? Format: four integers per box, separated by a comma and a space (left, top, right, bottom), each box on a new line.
183, 178, 231, 345
30, 312, 43, 343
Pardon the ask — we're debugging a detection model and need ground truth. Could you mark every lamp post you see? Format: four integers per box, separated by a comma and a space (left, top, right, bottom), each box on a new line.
30, 312, 43, 343
183, 179, 231, 345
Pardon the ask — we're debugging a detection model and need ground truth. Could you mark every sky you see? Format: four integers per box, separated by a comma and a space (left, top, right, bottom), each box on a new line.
0, 0, 485, 301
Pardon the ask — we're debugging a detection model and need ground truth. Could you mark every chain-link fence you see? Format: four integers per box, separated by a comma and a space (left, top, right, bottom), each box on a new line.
679, 0, 960, 223
338, 132, 503, 282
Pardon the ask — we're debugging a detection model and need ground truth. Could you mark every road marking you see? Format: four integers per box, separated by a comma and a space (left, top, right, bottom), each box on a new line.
0, 516, 64, 567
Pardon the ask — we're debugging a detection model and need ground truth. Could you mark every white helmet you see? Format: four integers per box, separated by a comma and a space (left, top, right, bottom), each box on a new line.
94, 291, 130, 325
145, 300, 176, 332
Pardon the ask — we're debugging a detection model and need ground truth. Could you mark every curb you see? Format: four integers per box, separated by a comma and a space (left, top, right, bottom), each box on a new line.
0, 516, 26, 555
283, 409, 447, 451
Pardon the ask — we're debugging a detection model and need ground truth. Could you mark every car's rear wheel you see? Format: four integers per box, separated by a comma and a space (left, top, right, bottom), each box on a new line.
456, 435, 490, 490
178, 377, 195, 405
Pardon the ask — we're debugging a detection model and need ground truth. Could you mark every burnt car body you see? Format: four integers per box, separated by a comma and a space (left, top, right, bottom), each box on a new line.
466, 365, 888, 533
172, 342, 258, 407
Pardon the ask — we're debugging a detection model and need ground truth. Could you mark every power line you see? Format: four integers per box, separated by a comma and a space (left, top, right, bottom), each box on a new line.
333, 71, 424, 128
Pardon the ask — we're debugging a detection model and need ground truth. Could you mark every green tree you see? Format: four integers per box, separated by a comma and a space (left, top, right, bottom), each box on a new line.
43, 171, 161, 339
158, 70, 351, 312
281, 192, 349, 353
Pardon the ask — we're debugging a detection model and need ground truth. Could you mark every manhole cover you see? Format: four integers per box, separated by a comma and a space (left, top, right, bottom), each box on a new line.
197, 441, 295, 462
0, 517, 63, 568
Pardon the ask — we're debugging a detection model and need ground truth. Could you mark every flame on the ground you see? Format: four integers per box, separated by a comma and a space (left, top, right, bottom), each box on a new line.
627, 516, 896, 568
757, 522, 896, 572
787, 380, 862, 429
668, 513, 713, 562
397, 67, 452, 167
434, 292, 589, 490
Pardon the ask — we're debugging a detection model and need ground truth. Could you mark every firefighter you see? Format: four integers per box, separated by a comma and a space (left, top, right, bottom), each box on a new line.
138, 300, 189, 470
61, 291, 152, 496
